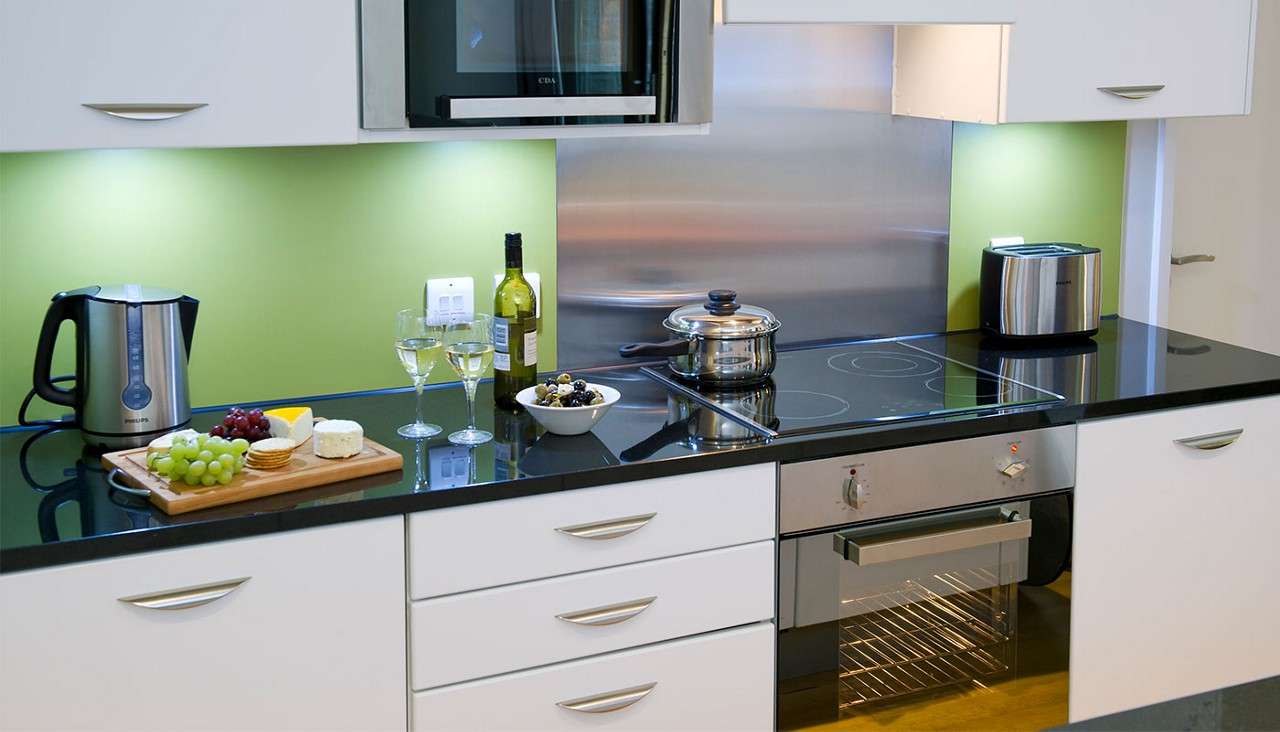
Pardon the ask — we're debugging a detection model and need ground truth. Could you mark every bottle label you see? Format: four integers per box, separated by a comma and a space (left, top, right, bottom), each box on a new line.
524, 328, 538, 367
494, 317, 511, 372
494, 351, 511, 372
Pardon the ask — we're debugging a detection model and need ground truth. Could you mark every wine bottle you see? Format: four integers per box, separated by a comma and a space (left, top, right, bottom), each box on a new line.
493, 232, 538, 408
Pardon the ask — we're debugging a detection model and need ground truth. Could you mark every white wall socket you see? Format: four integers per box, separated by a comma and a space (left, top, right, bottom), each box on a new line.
492, 271, 542, 317
425, 277, 475, 324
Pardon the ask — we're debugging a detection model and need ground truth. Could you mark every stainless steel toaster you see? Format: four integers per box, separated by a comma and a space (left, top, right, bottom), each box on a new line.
979, 242, 1101, 339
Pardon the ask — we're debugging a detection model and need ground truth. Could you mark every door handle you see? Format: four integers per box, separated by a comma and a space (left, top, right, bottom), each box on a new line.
556, 596, 657, 627
83, 103, 207, 121
1171, 254, 1217, 265
556, 682, 657, 714
1174, 428, 1243, 451
1098, 85, 1165, 100
835, 512, 1031, 566
555, 513, 657, 540
118, 577, 250, 610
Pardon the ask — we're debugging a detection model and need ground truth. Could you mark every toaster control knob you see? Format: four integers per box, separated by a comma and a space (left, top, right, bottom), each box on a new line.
843, 477, 867, 509
1000, 460, 1028, 479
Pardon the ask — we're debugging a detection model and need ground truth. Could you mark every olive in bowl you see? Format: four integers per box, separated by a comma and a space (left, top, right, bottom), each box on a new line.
516, 375, 621, 436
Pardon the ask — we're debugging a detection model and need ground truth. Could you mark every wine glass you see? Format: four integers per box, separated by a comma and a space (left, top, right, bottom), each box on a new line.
443, 313, 494, 446
395, 308, 445, 439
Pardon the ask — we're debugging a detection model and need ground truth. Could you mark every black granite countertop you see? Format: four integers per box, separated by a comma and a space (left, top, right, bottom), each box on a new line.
4, 317, 1279, 573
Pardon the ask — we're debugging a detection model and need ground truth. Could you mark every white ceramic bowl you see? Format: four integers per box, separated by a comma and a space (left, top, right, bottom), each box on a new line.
516, 383, 621, 436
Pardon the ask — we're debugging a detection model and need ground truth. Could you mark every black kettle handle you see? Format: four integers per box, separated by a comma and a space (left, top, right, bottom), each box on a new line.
618, 339, 691, 359
178, 295, 199, 358
32, 290, 88, 408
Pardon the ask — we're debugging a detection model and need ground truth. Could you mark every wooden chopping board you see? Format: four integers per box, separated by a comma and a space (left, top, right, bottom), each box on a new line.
102, 429, 403, 516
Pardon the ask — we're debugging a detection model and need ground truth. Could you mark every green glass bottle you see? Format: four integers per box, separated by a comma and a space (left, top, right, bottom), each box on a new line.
493, 232, 538, 408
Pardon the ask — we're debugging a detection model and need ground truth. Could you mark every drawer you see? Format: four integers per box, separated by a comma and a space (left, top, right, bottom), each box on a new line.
411, 623, 775, 731
411, 540, 775, 689
0, 518, 405, 732
409, 463, 776, 598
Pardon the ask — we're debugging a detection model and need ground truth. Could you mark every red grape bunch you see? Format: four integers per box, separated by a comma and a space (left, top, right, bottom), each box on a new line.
211, 407, 272, 441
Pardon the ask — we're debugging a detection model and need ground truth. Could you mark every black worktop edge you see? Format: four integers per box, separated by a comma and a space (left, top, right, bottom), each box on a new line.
4, 377, 1278, 575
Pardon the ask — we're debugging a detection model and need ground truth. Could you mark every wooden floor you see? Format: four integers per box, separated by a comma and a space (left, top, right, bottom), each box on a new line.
791, 575, 1072, 732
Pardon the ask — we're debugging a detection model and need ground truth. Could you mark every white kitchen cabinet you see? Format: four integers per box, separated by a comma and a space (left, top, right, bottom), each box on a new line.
893, 0, 1258, 123
0, 0, 358, 151
408, 462, 776, 598
722, 0, 1016, 24
0, 518, 406, 732
411, 623, 775, 732
1071, 395, 1280, 722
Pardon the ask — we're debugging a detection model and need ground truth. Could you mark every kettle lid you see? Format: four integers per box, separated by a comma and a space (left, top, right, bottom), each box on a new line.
84, 284, 185, 304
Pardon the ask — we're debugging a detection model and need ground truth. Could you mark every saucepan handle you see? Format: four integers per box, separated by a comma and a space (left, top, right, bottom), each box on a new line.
618, 339, 691, 359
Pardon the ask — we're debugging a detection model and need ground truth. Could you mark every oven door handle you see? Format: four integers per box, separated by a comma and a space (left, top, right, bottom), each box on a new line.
834, 513, 1032, 566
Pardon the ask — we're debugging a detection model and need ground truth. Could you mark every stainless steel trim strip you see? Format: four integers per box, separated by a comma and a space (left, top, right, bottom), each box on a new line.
835, 517, 1032, 566
82, 103, 206, 121
556, 682, 658, 714
446, 96, 657, 120
1171, 254, 1217, 265
554, 513, 657, 540
359, 0, 407, 129
555, 596, 657, 626
118, 577, 250, 610
1098, 84, 1166, 100
676, 0, 715, 124
1174, 428, 1244, 450
639, 366, 778, 437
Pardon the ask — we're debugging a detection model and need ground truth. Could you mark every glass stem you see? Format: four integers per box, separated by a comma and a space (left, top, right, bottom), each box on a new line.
414, 380, 426, 426
464, 379, 479, 431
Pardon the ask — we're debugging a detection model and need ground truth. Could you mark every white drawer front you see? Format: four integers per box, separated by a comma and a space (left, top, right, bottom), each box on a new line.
412, 541, 775, 690
412, 623, 775, 732
409, 463, 776, 598
0, 518, 405, 732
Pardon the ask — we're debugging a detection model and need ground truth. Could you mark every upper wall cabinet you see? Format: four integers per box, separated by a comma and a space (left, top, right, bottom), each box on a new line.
727, 0, 1259, 124
0, 0, 359, 152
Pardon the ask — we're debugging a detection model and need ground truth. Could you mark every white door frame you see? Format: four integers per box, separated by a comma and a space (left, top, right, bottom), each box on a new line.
1118, 119, 1176, 327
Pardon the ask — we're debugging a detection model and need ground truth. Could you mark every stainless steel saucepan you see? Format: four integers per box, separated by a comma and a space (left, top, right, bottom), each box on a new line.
619, 290, 780, 387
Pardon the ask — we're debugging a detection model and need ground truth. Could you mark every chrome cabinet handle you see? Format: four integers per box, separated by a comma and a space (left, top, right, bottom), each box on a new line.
556, 596, 657, 627
83, 103, 207, 121
835, 512, 1031, 566
1171, 254, 1217, 265
555, 512, 657, 541
556, 682, 657, 714
1098, 85, 1166, 100
118, 577, 250, 610
1175, 428, 1244, 451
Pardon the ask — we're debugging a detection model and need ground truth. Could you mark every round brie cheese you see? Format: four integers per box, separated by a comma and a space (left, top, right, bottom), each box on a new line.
313, 419, 363, 459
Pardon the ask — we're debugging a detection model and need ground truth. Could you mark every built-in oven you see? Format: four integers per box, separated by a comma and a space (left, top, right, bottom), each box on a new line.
360, 0, 713, 130
777, 427, 1076, 729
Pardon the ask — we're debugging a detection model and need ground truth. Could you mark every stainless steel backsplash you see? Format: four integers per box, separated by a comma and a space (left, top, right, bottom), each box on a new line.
556, 22, 953, 368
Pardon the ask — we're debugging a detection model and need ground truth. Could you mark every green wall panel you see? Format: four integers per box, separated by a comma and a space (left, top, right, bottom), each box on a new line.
948, 122, 1128, 330
0, 141, 557, 424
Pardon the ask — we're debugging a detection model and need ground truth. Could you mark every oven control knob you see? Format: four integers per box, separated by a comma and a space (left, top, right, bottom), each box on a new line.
1000, 460, 1028, 479
843, 478, 867, 509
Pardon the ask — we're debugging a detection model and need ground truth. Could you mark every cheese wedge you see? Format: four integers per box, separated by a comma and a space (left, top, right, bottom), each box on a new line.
265, 407, 313, 443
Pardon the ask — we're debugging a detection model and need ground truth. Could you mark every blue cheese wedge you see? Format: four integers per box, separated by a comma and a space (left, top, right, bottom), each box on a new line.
313, 419, 363, 459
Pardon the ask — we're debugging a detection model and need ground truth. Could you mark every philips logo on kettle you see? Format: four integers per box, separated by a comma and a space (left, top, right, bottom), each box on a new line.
125, 417, 150, 424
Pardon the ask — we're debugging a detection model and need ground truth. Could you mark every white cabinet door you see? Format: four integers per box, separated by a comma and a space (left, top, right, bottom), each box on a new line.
412, 623, 775, 732
1004, 0, 1257, 122
0, 0, 358, 151
1071, 396, 1280, 722
0, 518, 406, 732
723, 0, 1016, 24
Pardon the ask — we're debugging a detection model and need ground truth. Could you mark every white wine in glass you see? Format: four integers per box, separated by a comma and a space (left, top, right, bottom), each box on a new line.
395, 309, 445, 439
444, 314, 494, 446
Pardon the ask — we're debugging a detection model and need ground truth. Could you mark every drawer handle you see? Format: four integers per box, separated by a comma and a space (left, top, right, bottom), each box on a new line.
1175, 428, 1244, 451
556, 596, 657, 627
1098, 84, 1165, 100
83, 103, 208, 121
556, 682, 657, 714
555, 512, 657, 541
118, 576, 250, 610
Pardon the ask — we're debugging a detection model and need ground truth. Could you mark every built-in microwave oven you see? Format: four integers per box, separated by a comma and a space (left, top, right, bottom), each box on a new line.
360, 0, 713, 130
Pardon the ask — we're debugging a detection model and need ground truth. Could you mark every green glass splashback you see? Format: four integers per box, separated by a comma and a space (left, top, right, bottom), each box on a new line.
0, 141, 557, 424
948, 121, 1128, 330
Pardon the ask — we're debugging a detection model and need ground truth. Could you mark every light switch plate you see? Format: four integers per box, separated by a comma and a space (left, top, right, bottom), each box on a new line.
429, 445, 474, 489
492, 272, 542, 318
425, 277, 475, 324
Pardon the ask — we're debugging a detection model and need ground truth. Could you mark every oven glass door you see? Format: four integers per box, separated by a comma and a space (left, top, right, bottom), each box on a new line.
778, 499, 1071, 730
405, 0, 676, 127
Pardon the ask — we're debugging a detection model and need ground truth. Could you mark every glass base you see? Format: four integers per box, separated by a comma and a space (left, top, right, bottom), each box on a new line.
398, 422, 442, 439
448, 428, 492, 446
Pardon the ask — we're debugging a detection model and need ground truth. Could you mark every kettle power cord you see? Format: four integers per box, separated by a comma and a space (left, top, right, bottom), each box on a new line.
17, 375, 78, 429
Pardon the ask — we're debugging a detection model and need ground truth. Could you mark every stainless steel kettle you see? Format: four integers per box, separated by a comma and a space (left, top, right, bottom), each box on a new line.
33, 285, 198, 450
